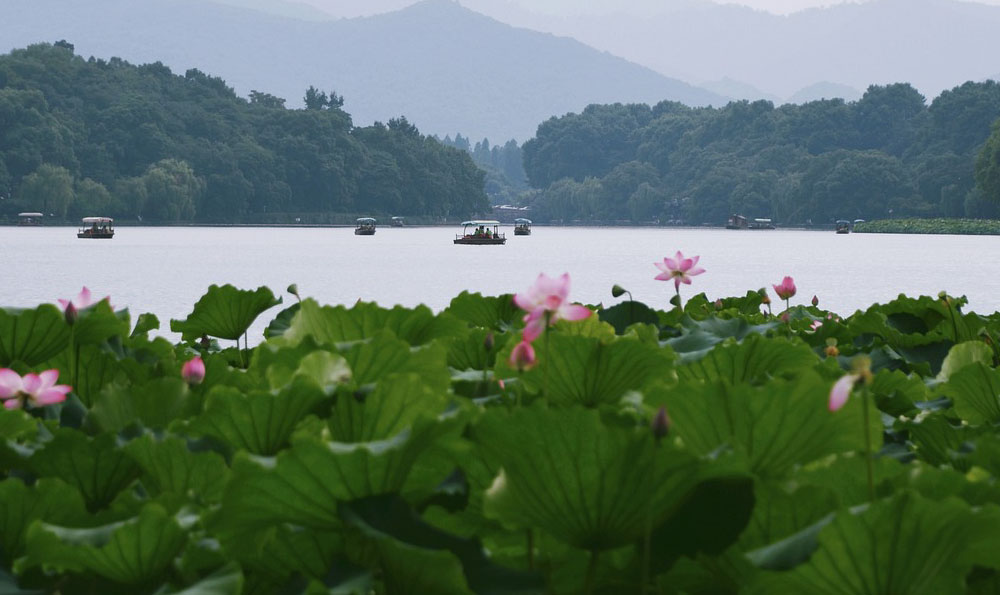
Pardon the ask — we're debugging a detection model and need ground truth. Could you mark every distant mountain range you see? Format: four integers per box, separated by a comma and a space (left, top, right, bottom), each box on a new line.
0, 0, 727, 141
463, 0, 1000, 101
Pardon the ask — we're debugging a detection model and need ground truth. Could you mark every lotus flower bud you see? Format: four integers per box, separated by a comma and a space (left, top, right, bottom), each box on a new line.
825, 345, 840, 357
652, 406, 670, 442
64, 302, 78, 326
484, 332, 495, 352
181, 356, 206, 386
761, 295, 771, 305
199, 334, 211, 350
714, 298, 724, 310
611, 284, 627, 298
812, 295, 819, 307
509, 340, 536, 371
287, 283, 300, 299
780, 311, 790, 323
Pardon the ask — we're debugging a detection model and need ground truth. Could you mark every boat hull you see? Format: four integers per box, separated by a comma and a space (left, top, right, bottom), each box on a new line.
454, 237, 506, 245
514, 229, 531, 235
354, 229, 376, 235
77, 232, 114, 239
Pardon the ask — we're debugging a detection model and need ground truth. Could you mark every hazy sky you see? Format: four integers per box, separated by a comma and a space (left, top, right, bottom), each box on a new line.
304, 0, 1000, 18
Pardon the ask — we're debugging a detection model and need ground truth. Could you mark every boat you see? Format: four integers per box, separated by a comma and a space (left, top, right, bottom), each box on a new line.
391, 216, 405, 227
454, 220, 506, 245
726, 214, 748, 229
835, 219, 851, 234
17, 212, 43, 226
748, 218, 775, 230
77, 217, 114, 239
513, 218, 532, 235
355, 217, 376, 235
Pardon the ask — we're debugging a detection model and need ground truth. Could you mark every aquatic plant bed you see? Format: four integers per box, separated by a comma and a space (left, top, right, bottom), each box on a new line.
854, 217, 1000, 234
4, 280, 1000, 594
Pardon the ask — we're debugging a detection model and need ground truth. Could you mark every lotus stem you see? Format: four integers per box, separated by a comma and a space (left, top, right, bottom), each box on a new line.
543, 312, 551, 400
862, 387, 875, 503
583, 550, 600, 595
526, 529, 534, 569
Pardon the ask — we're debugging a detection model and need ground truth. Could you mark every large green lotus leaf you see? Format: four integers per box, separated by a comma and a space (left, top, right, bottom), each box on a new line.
939, 363, 1000, 425
123, 433, 229, 504
186, 377, 326, 456
341, 494, 543, 595
898, 411, 986, 470
675, 334, 817, 385
87, 377, 191, 433
793, 455, 910, 508
737, 481, 838, 552
155, 563, 243, 595
475, 406, 701, 551
131, 312, 160, 338
598, 300, 660, 335
287, 299, 465, 348
339, 330, 450, 392
0, 305, 71, 367
550, 314, 615, 340
170, 285, 282, 341
969, 434, 1000, 477
849, 294, 974, 343
0, 478, 88, 564
45, 343, 123, 407
327, 374, 450, 443
30, 429, 140, 512
445, 328, 510, 372
869, 368, 931, 417
0, 408, 36, 442
248, 335, 333, 389
264, 302, 300, 339
663, 316, 779, 363
502, 334, 674, 407
215, 411, 466, 540
649, 372, 878, 478
22, 504, 191, 585
937, 340, 993, 381
747, 491, 992, 595
71, 301, 131, 346
444, 291, 520, 331
254, 526, 346, 583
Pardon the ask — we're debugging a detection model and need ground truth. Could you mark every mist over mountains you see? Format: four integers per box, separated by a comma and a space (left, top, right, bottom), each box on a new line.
1, 0, 725, 141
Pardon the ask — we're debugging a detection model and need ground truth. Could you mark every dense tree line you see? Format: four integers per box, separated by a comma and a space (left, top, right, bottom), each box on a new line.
438, 134, 528, 205
0, 42, 488, 222
523, 82, 1000, 224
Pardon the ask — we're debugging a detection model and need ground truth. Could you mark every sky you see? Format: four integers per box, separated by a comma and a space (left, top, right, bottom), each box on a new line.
303, 0, 1000, 18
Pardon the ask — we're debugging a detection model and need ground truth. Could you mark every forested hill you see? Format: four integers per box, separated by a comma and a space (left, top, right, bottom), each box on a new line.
522, 82, 1000, 225
0, 43, 488, 223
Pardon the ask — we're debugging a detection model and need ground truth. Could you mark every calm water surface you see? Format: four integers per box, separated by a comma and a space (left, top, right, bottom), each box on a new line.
3, 225, 999, 341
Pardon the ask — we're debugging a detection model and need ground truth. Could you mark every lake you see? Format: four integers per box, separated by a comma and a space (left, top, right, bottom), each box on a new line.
3, 225, 998, 342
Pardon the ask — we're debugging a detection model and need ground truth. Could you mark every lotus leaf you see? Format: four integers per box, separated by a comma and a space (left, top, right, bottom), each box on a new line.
663, 315, 779, 363
156, 562, 244, 595
598, 299, 660, 334
0, 305, 71, 367
444, 291, 520, 331
0, 478, 88, 564
187, 378, 326, 456
747, 491, 994, 594
87, 377, 191, 432
123, 433, 229, 504
264, 302, 300, 339
23, 504, 191, 585
939, 362, 1000, 424
476, 406, 701, 551
675, 333, 816, 385
45, 343, 122, 407
29, 429, 140, 511
71, 301, 130, 346
287, 299, 465, 347
506, 334, 674, 407
339, 330, 450, 392
170, 285, 282, 341
648, 372, 879, 478
326, 374, 450, 443
131, 312, 160, 337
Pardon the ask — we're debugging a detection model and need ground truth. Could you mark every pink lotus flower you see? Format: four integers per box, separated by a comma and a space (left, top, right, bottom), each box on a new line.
811, 295, 819, 307
0, 368, 71, 410
181, 356, 206, 385
509, 340, 536, 371
810, 320, 823, 331
58, 287, 111, 312
654, 251, 705, 290
772, 277, 796, 301
828, 374, 858, 412
652, 406, 671, 441
514, 273, 592, 342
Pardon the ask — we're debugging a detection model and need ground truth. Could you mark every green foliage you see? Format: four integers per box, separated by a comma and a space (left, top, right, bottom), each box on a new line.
855, 217, 1000, 234
0, 43, 488, 223
3, 283, 1000, 593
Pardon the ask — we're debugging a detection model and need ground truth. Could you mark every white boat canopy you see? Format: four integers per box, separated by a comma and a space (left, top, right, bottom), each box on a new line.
461, 220, 501, 226
356, 217, 377, 223
18, 212, 43, 217
81, 217, 113, 223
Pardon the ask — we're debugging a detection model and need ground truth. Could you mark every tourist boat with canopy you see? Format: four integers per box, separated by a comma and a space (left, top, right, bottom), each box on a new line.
17, 212, 43, 226
355, 217, 377, 235
513, 218, 532, 235
454, 220, 506, 245
77, 217, 114, 239
835, 220, 851, 234
391, 216, 405, 227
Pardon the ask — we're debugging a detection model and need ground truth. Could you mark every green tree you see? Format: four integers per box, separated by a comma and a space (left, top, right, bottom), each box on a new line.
975, 118, 1000, 203
18, 163, 74, 218
142, 159, 203, 221
72, 178, 114, 217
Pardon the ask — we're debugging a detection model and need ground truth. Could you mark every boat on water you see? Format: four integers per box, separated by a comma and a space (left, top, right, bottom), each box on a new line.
391, 216, 405, 227
17, 212, 43, 226
835, 220, 851, 234
454, 220, 506, 245
748, 217, 775, 230
513, 218, 532, 236
726, 214, 748, 230
77, 217, 114, 239
355, 217, 376, 235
